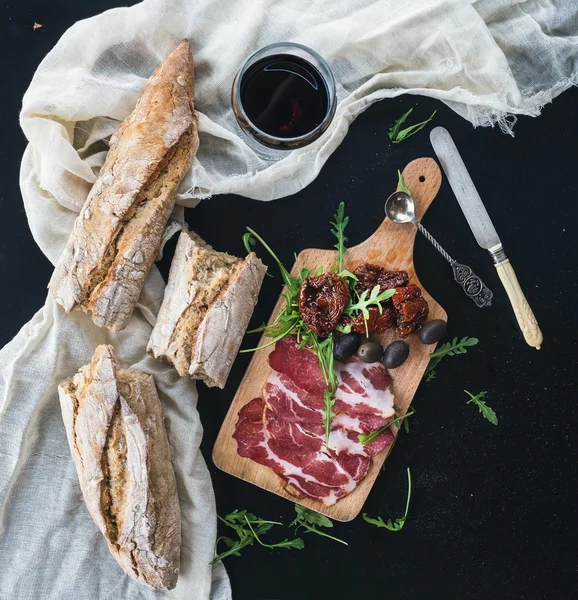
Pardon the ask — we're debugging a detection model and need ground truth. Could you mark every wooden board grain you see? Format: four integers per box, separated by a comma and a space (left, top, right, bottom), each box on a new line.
213, 157, 447, 522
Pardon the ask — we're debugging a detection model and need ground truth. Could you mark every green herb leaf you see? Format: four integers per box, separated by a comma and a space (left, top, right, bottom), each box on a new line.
211, 510, 303, 564
336, 323, 352, 334
331, 202, 349, 273
425, 368, 436, 382
358, 408, 415, 444
464, 390, 498, 425
389, 109, 437, 144
337, 269, 358, 281
244, 227, 300, 295
424, 336, 479, 380
363, 467, 412, 531
388, 108, 413, 142
345, 285, 396, 320
397, 170, 411, 195
290, 505, 348, 546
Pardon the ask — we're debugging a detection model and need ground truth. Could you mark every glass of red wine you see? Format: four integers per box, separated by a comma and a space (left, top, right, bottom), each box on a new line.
232, 42, 336, 154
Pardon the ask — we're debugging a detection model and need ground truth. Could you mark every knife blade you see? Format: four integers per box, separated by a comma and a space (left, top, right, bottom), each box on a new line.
430, 127, 502, 253
430, 126, 543, 349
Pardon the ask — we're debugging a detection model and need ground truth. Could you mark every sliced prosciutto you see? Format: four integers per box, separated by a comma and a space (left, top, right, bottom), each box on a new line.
234, 398, 368, 503
264, 371, 325, 424
233, 337, 396, 506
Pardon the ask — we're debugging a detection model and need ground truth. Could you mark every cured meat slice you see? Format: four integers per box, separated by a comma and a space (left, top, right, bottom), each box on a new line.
327, 425, 394, 458
331, 412, 390, 434
234, 399, 363, 505
234, 336, 396, 505
333, 359, 395, 418
283, 475, 349, 504
263, 407, 323, 453
268, 337, 327, 395
264, 371, 324, 424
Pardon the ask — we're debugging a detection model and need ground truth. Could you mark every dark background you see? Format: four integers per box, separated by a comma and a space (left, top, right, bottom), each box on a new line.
2, 3, 578, 600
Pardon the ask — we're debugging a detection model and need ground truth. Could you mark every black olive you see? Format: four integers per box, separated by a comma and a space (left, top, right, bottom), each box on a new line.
357, 341, 383, 363
334, 332, 362, 360
382, 340, 410, 369
418, 319, 447, 344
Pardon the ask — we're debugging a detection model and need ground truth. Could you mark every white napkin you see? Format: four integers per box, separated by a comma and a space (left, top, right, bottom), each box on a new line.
1, 0, 576, 598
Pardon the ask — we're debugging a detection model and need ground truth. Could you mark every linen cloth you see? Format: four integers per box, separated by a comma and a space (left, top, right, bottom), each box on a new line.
1, 0, 576, 598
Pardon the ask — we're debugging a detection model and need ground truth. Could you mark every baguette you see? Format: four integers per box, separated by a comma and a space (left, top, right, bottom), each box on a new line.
49, 40, 198, 331
148, 231, 267, 388
58, 345, 181, 590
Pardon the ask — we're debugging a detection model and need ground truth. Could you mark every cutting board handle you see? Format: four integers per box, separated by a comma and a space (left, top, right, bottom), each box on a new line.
355, 157, 442, 252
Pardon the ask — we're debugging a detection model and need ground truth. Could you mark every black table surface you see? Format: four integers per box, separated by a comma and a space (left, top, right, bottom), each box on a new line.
3, 3, 578, 599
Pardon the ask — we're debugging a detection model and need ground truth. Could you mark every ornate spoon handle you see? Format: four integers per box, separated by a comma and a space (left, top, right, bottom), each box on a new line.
416, 222, 493, 308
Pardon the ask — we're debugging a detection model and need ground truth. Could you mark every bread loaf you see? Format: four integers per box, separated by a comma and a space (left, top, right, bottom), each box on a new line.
148, 231, 267, 388
58, 345, 181, 590
49, 40, 198, 331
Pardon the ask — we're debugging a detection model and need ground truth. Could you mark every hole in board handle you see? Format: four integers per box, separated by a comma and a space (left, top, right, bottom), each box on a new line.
419, 175, 426, 182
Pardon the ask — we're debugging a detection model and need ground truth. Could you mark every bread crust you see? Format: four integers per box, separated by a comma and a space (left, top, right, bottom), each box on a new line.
58, 345, 181, 590
148, 231, 267, 387
188, 252, 267, 387
49, 40, 198, 331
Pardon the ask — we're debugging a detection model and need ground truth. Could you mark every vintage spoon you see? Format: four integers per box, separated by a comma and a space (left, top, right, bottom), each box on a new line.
385, 191, 493, 308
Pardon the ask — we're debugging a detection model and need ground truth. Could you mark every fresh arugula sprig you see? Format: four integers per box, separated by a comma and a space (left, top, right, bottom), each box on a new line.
424, 336, 479, 380
363, 467, 412, 531
344, 285, 396, 336
290, 505, 348, 546
243, 228, 300, 295
345, 286, 396, 319
358, 408, 416, 445
210, 510, 304, 564
389, 108, 437, 144
464, 390, 497, 425
331, 202, 349, 274
397, 170, 411, 195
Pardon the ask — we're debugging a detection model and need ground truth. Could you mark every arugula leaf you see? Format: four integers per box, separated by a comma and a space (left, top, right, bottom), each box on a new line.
345, 285, 396, 321
464, 390, 498, 425
243, 515, 304, 550
308, 333, 338, 446
210, 510, 303, 564
290, 505, 348, 546
424, 336, 479, 380
363, 467, 412, 531
358, 408, 415, 444
331, 202, 349, 273
389, 109, 437, 144
397, 170, 411, 195
244, 227, 300, 295
429, 336, 479, 358
388, 108, 413, 142
403, 416, 410, 433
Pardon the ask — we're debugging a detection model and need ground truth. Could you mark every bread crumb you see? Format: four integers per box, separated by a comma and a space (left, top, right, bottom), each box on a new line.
33, 22, 43, 30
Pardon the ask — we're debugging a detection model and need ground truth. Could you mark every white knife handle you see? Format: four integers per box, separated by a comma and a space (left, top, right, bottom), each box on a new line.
494, 259, 543, 349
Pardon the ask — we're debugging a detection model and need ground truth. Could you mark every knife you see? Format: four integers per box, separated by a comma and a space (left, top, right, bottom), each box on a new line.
430, 126, 543, 349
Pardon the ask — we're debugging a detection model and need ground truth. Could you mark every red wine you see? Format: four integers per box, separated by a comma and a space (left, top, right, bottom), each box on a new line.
239, 54, 330, 139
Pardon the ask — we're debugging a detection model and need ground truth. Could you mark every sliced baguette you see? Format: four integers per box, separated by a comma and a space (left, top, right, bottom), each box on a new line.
148, 231, 267, 388
58, 345, 181, 590
49, 40, 198, 331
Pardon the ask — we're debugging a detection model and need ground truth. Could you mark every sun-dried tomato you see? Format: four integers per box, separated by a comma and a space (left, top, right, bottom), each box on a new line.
392, 284, 429, 337
354, 264, 409, 295
298, 273, 350, 338
348, 305, 395, 334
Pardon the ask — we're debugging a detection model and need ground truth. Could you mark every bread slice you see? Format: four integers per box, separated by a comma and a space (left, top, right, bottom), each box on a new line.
49, 40, 198, 331
148, 231, 267, 388
58, 345, 181, 590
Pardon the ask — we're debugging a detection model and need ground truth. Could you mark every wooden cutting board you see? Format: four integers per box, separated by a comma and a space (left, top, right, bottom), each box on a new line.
213, 157, 447, 522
